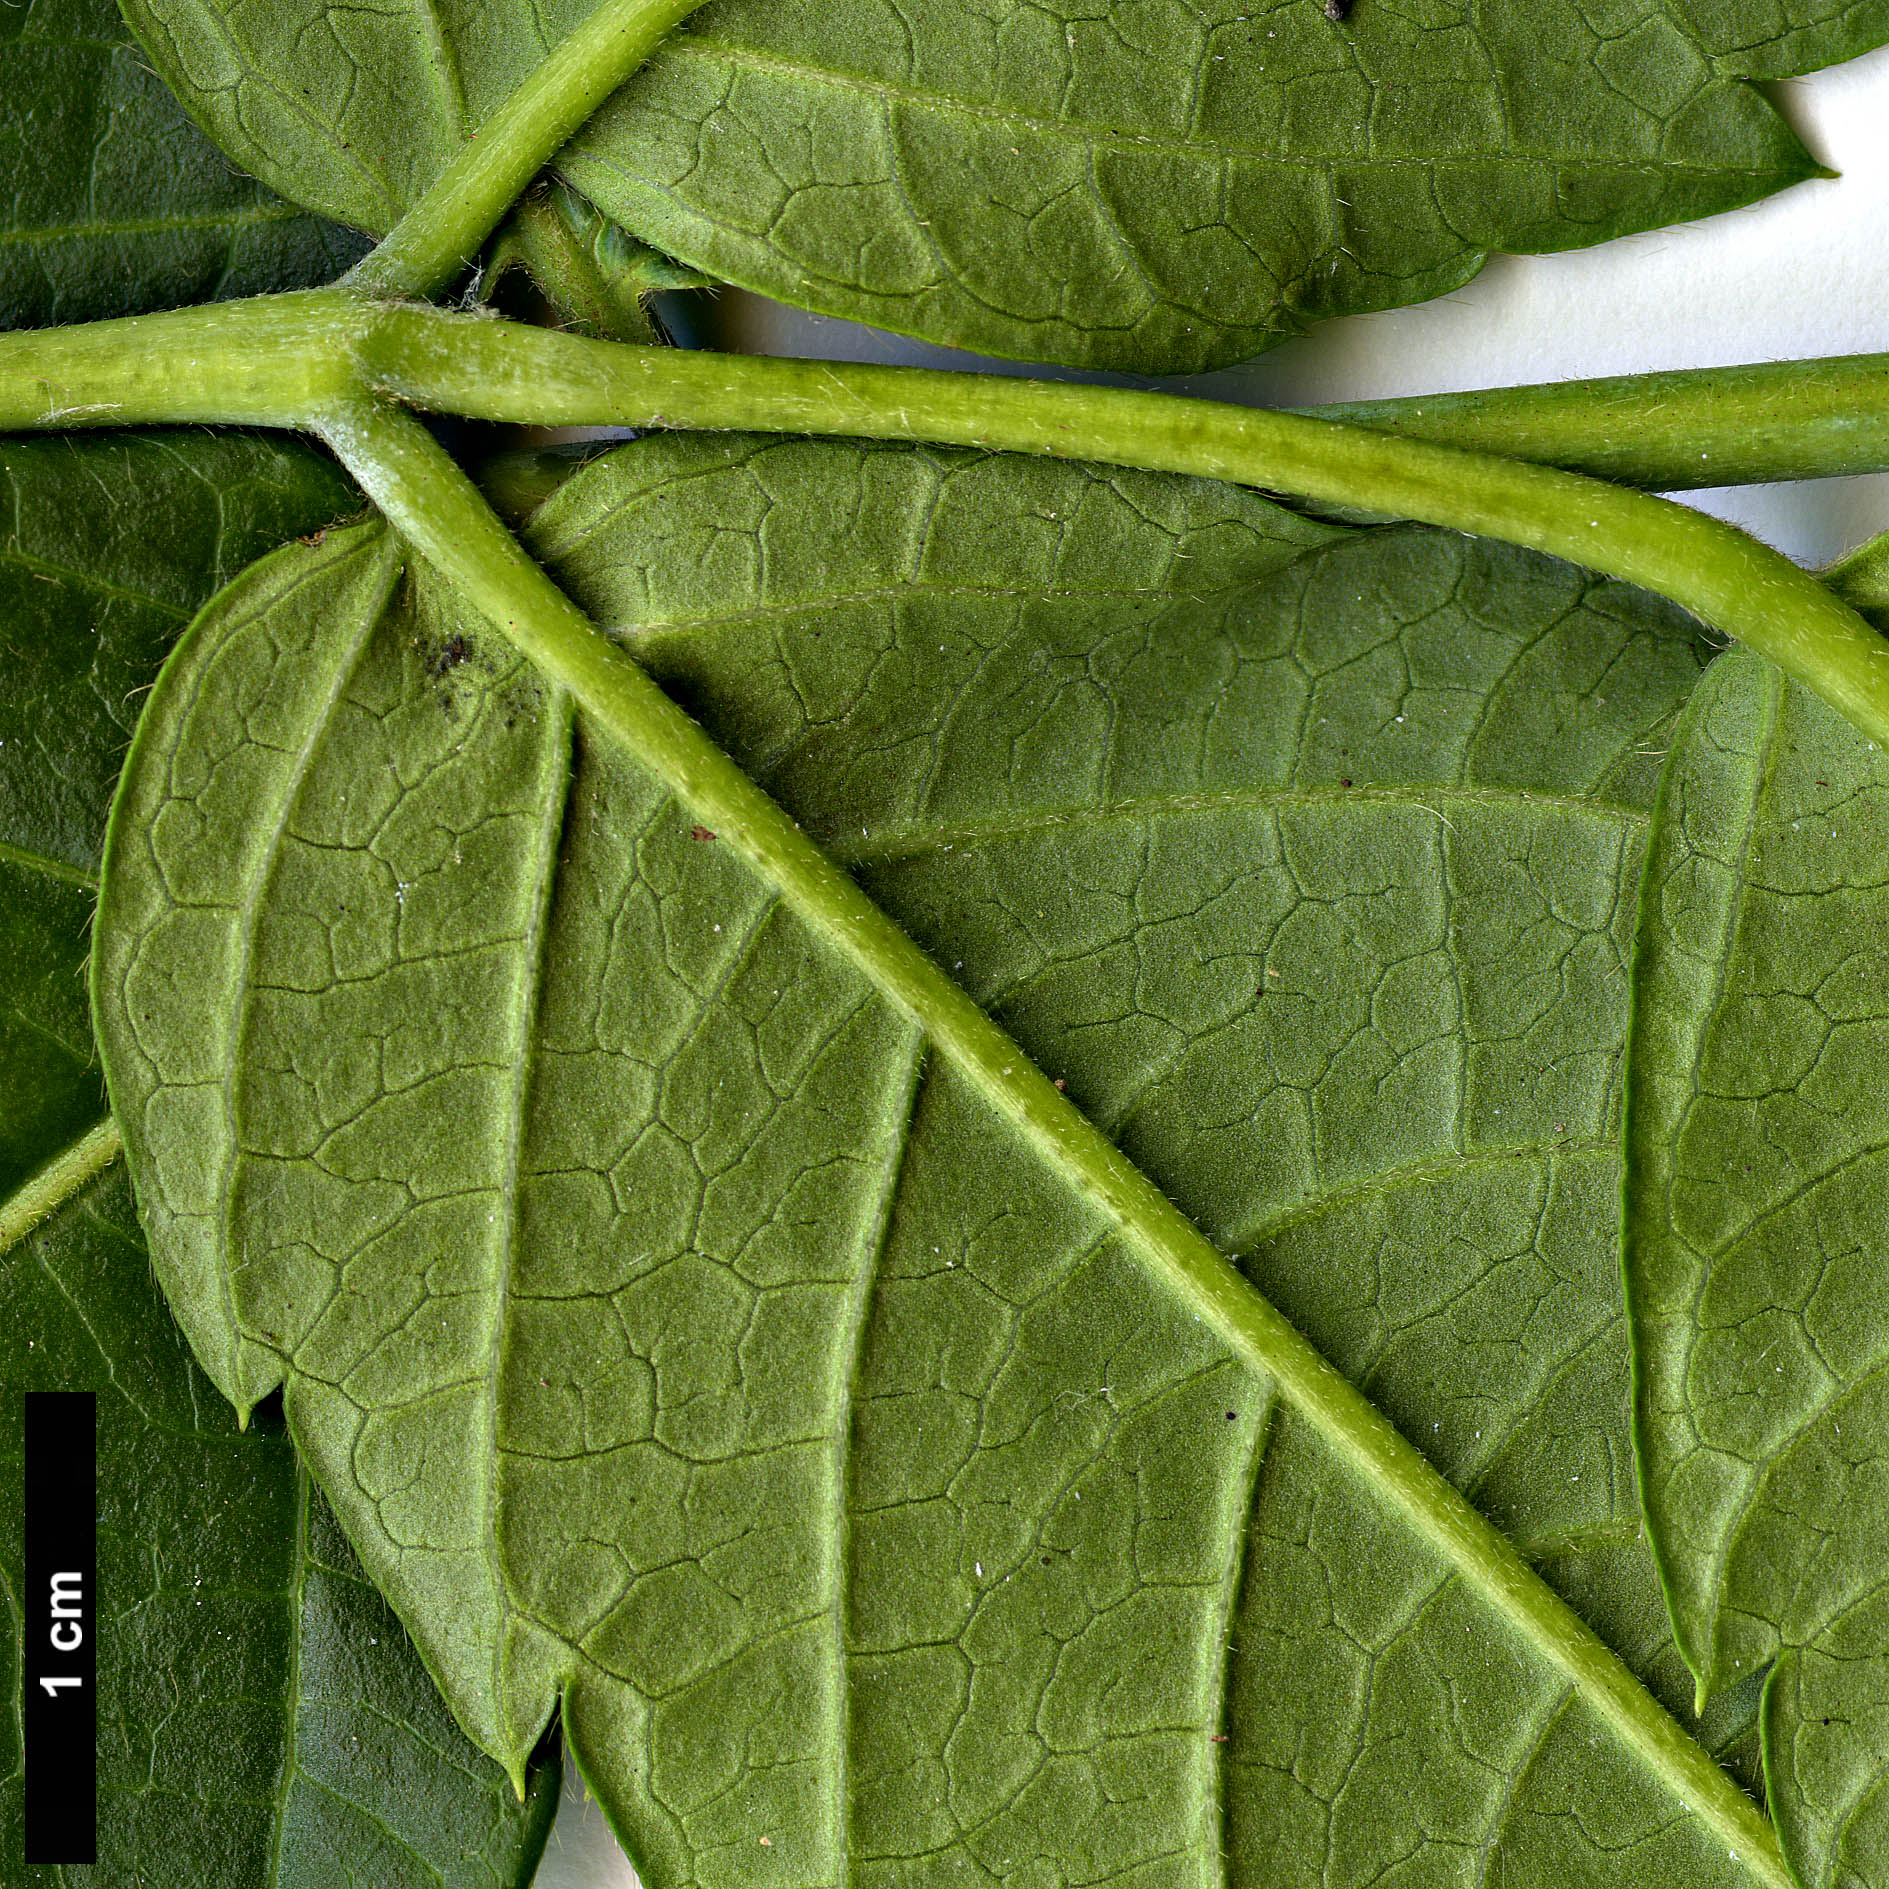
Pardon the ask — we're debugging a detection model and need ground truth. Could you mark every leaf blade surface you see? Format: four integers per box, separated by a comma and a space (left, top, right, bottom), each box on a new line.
118, 0, 1879, 368
1, 0, 364, 330
0, 428, 555, 1885
97, 436, 1793, 1885
1, 1163, 563, 1888
1627, 648, 1889, 1889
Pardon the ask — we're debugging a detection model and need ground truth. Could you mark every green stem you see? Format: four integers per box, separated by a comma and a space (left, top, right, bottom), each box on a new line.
319, 394, 1790, 1889
344, 0, 705, 301
6, 293, 1889, 740
363, 307, 1889, 745
0, 293, 357, 431
1306, 352, 1889, 492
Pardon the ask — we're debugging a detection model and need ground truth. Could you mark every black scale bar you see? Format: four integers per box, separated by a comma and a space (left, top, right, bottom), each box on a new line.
23, 1391, 95, 1866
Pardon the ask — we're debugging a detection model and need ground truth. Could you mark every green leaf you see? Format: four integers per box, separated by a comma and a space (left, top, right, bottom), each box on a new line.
1627, 648, 1889, 1889
97, 433, 1790, 1885
0, 427, 558, 1886
116, 0, 1871, 370
1, 1166, 563, 1887
0, 429, 355, 1198
1, 0, 364, 330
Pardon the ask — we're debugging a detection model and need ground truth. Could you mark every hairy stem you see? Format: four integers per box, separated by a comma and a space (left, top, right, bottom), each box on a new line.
0, 1119, 123, 1256
0, 293, 358, 430
345, 0, 705, 301
6, 293, 1889, 738
319, 393, 1790, 1889
364, 308, 1889, 745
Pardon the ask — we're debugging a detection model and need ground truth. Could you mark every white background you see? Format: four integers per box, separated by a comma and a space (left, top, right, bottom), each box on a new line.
531, 42, 1889, 1884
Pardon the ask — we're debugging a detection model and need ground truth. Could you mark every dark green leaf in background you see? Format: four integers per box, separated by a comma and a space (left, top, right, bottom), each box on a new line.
97, 436, 1788, 1887
0, 0, 365, 331
1, 1170, 563, 1887
0, 430, 558, 1886
0, 430, 354, 1199
1628, 649, 1889, 1889
118, 0, 1880, 370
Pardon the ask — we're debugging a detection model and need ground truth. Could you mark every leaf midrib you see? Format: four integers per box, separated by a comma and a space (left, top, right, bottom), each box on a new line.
0, 838, 98, 890
0, 204, 309, 249
832, 782, 1646, 866
1643, 658, 1783, 1691
489, 679, 575, 1765
835, 1042, 927, 1889
222, 536, 401, 1398
619, 36, 1800, 179
306, 408, 1798, 1882
0, 1116, 122, 1257
558, 664, 1790, 1884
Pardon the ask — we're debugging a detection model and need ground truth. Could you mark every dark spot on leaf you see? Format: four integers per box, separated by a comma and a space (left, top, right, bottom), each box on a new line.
1226, 1410, 1237, 1420
1341, 778, 1352, 788
1323, 0, 1352, 22
429, 632, 471, 678
691, 825, 717, 842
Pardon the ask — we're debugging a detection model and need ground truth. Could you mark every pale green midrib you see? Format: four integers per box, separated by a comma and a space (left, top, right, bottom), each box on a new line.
0, 838, 98, 890
267, 1466, 314, 1889
346, 0, 711, 298
221, 537, 402, 1399
603, 37, 1802, 181
610, 575, 1272, 640
331, 403, 1794, 1889
0, 542, 190, 616
410, 0, 471, 144
0, 204, 309, 249
0, 1117, 122, 1256
491, 679, 577, 1787
1631, 658, 1781, 1703
835, 1039, 927, 1889
1207, 1390, 1274, 1889
832, 785, 1646, 868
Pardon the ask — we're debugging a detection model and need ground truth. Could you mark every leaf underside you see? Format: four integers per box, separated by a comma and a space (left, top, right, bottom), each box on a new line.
1628, 650, 1889, 1889
1, 1169, 563, 1889
120, 0, 1871, 370
1, 0, 365, 331
0, 430, 556, 1887
97, 434, 1794, 1888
